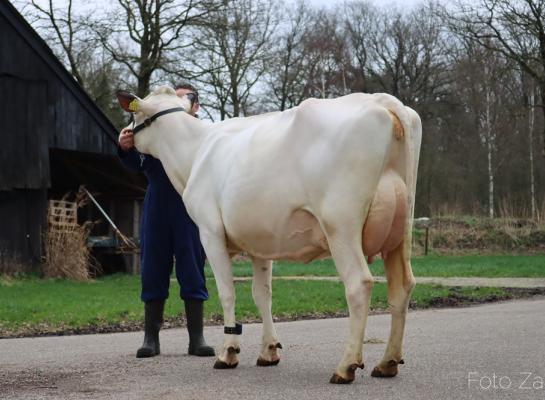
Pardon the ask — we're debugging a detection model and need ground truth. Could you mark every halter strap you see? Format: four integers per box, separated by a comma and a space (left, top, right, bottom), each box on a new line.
132, 107, 186, 135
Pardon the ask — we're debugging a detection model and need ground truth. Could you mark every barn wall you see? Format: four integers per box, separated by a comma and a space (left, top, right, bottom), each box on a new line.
0, 75, 50, 190
0, 3, 145, 274
0, 189, 46, 273
0, 5, 117, 165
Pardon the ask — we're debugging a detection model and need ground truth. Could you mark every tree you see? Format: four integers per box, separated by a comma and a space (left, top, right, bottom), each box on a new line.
302, 10, 350, 99
21, 0, 126, 127
80, 50, 127, 128
25, 0, 90, 87
351, 2, 451, 108
528, 82, 538, 218
265, 0, 315, 111
342, 0, 377, 93
446, 0, 545, 158
190, 0, 277, 119
92, 0, 223, 98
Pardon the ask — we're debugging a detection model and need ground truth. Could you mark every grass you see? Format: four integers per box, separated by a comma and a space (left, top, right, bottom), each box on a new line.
2, 253, 542, 337
0, 273, 523, 337
211, 254, 545, 278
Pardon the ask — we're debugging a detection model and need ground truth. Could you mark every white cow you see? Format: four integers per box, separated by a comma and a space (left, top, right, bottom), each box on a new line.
117, 86, 422, 384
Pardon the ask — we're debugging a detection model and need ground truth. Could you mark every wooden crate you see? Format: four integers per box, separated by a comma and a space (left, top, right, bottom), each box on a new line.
48, 200, 77, 230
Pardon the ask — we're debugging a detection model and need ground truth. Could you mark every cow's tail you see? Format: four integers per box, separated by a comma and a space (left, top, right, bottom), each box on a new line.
372, 94, 414, 190
373, 94, 420, 257
401, 108, 422, 257
388, 110, 405, 141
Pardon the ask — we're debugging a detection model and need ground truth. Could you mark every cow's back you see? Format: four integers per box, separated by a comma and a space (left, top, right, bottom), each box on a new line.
185, 93, 407, 261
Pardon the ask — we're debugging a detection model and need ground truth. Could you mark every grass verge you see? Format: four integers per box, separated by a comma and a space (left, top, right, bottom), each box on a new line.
1, 274, 543, 338
214, 254, 545, 278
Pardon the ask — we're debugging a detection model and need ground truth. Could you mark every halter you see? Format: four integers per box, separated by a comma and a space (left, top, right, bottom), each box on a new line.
131, 107, 186, 135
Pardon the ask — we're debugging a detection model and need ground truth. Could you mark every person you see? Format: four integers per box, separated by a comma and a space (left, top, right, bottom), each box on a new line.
117, 83, 214, 358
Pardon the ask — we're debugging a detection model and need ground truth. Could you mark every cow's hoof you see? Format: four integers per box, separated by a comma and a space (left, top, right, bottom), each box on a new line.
330, 373, 354, 384
371, 359, 403, 378
256, 356, 280, 366
256, 342, 282, 367
329, 363, 363, 384
213, 360, 239, 369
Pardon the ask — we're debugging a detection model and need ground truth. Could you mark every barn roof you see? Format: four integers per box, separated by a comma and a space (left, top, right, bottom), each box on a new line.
0, 1, 147, 192
0, 0, 118, 147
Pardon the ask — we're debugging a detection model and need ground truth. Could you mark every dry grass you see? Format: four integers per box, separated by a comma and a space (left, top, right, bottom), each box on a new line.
43, 222, 98, 281
418, 216, 545, 254
431, 196, 545, 223
43, 191, 100, 281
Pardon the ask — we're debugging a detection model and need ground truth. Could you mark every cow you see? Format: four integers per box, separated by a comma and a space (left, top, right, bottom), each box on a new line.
116, 86, 422, 384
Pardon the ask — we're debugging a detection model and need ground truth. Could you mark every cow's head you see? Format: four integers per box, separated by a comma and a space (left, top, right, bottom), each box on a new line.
116, 86, 192, 153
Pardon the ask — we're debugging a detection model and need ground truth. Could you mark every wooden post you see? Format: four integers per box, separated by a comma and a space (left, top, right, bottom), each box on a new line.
414, 217, 431, 257
424, 226, 429, 256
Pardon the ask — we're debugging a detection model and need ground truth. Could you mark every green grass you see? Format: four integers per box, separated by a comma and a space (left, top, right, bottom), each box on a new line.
210, 254, 545, 278
0, 274, 517, 336
399, 255, 545, 277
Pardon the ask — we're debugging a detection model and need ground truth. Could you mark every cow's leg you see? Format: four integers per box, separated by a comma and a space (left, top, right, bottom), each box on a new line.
199, 230, 240, 369
372, 241, 415, 378
325, 226, 372, 384
251, 257, 281, 366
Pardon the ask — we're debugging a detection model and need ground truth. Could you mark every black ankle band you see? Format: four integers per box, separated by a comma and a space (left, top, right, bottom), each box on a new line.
224, 323, 242, 335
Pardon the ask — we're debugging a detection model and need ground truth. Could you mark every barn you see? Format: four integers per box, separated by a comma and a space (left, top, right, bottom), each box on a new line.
0, 1, 146, 274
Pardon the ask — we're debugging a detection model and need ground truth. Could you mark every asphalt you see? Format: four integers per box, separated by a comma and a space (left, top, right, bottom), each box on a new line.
1, 298, 545, 400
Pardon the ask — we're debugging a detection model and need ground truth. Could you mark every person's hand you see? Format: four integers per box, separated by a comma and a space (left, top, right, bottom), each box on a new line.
118, 128, 135, 151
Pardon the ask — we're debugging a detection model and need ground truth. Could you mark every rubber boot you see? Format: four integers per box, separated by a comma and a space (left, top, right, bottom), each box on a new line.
136, 299, 164, 358
184, 299, 215, 357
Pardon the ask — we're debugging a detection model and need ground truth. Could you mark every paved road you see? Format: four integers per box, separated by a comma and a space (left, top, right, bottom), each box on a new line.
233, 276, 545, 288
2, 298, 545, 400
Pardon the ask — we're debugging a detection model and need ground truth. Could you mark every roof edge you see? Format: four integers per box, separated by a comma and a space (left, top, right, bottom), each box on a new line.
1, 1, 119, 147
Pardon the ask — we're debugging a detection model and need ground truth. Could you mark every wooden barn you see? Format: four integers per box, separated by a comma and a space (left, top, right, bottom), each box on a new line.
0, 1, 146, 274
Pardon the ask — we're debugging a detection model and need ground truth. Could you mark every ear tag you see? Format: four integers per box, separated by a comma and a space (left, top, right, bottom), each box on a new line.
128, 99, 139, 112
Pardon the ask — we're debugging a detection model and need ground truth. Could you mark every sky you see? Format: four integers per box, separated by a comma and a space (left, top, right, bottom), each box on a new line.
305, 0, 425, 10
22, 0, 428, 14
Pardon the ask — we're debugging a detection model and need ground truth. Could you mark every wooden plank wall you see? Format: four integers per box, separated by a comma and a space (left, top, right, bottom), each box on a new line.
0, 189, 47, 273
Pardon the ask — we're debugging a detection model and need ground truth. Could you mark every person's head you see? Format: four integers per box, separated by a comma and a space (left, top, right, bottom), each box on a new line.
175, 83, 199, 116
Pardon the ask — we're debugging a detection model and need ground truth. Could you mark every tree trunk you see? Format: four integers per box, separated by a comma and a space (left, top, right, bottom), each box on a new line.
485, 84, 494, 218
232, 81, 240, 117
137, 74, 151, 99
232, 98, 240, 117
541, 82, 545, 158
528, 87, 537, 220
487, 139, 494, 218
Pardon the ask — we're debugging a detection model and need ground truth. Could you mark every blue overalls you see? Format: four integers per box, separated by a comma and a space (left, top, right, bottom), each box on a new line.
118, 147, 208, 303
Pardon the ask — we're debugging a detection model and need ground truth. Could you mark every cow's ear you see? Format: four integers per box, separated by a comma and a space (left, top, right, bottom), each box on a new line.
116, 90, 140, 113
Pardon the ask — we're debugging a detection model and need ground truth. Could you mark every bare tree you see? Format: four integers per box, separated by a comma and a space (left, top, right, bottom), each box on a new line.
355, 2, 451, 109
446, 0, 545, 158
265, 0, 315, 111
522, 73, 539, 218
342, 0, 377, 93
24, 0, 89, 87
303, 10, 351, 99
91, 0, 223, 98
20, 1, 126, 126
190, 0, 277, 119
453, 39, 523, 217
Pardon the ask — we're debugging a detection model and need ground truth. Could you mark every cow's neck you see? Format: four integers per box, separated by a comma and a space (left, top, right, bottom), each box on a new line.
148, 114, 207, 194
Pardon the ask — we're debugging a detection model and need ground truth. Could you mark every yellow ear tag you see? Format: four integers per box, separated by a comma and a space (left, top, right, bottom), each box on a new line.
128, 99, 139, 112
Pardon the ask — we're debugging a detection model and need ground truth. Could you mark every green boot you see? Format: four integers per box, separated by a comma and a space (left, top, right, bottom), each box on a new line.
184, 299, 215, 357
136, 299, 164, 358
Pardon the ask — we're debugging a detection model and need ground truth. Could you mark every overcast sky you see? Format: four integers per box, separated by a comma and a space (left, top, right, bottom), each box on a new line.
305, 0, 425, 10
22, 0, 428, 14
